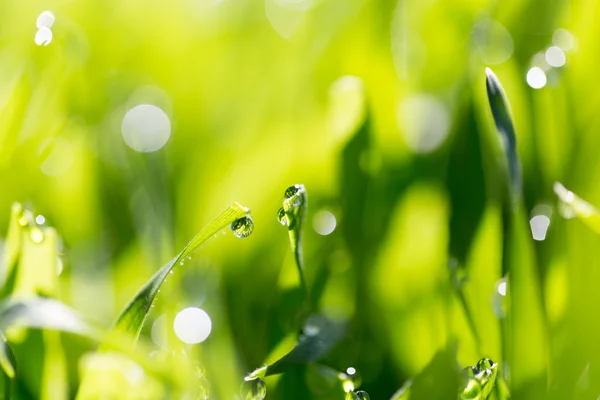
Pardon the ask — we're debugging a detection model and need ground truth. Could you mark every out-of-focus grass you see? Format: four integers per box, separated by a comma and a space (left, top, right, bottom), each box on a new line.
0, 0, 598, 399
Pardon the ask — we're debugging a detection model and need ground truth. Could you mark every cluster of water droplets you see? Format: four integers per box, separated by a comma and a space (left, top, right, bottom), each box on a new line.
15, 203, 47, 244
277, 184, 306, 227
460, 358, 498, 400
231, 215, 254, 239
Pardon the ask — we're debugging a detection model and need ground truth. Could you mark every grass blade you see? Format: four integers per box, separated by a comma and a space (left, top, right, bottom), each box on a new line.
485, 68, 521, 197
247, 314, 346, 379
278, 185, 308, 298
111, 202, 252, 340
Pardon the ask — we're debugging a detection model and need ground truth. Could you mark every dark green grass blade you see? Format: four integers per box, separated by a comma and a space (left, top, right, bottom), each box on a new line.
249, 315, 346, 378
485, 68, 521, 197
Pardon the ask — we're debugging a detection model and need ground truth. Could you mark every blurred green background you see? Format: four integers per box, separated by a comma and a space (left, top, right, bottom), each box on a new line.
0, 0, 598, 399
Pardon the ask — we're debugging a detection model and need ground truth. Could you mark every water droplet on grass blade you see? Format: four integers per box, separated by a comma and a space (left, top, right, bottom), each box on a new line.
356, 390, 370, 400
284, 184, 301, 199
231, 216, 254, 239
240, 377, 266, 400
277, 207, 288, 226
35, 215, 45, 225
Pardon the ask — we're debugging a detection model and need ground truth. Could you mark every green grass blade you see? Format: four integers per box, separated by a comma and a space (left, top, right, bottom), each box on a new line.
248, 314, 346, 378
278, 185, 308, 298
485, 68, 521, 197
111, 202, 251, 340
554, 182, 600, 233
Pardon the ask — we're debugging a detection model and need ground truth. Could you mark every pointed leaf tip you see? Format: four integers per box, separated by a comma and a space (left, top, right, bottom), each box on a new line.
484, 68, 521, 197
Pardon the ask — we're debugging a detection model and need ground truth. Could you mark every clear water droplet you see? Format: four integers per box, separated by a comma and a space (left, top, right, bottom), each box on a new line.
284, 185, 301, 199
240, 377, 266, 400
169, 270, 174, 275
277, 207, 288, 226
356, 390, 370, 400
187, 256, 192, 260
35, 215, 46, 225
345, 392, 359, 400
30, 227, 45, 244
231, 216, 254, 239
18, 216, 29, 227
180, 261, 185, 266
476, 358, 495, 371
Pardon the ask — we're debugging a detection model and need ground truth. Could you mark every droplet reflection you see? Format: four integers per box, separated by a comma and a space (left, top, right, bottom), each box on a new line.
545, 46, 566, 67
529, 215, 551, 241
471, 19, 514, 65
36, 11, 55, 28
35, 27, 53, 46
313, 210, 336, 235
230, 215, 254, 238
121, 104, 171, 152
173, 307, 212, 344
397, 95, 450, 154
552, 29, 574, 51
526, 67, 547, 89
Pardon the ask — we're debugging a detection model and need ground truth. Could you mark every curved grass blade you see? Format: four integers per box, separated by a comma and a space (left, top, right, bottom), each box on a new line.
485, 68, 521, 197
112, 202, 252, 341
554, 182, 600, 233
248, 314, 346, 379
278, 185, 308, 297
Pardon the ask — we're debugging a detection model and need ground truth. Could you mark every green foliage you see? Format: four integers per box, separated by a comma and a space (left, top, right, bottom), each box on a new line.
0, 1, 597, 399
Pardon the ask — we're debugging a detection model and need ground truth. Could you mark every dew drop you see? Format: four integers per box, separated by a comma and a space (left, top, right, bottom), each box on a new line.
30, 227, 45, 244
476, 358, 495, 371
18, 216, 29, 227
180, 261, 185, 266
231, 216, 254, 239
35, 215, 46, 225
240, 377, 266, 400
169, 270, 174, 275
284, 184, 301, 199
277, 207, 288, 226
345, 392, 359, 400
356, 391, 370, 400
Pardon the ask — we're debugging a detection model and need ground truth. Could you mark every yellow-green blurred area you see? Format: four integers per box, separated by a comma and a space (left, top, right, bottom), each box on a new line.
1, 0, 600, 399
